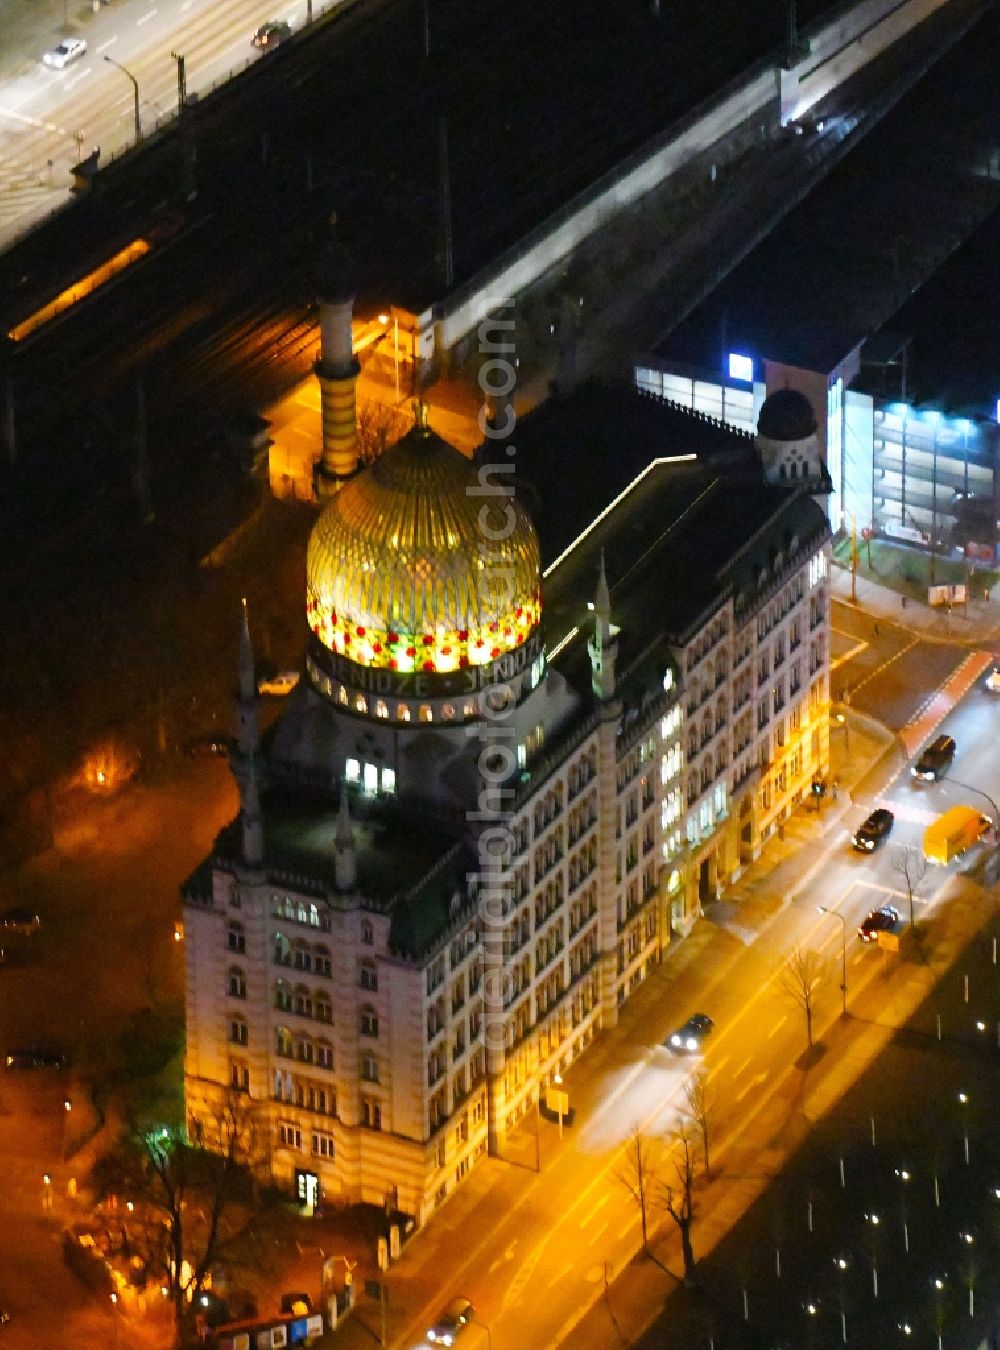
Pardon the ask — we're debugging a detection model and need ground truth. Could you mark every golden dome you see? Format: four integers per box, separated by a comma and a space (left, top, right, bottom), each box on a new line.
306, 421, 541, 675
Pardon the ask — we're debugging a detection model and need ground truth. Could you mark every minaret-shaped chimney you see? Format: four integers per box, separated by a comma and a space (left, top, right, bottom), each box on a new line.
588, 550, 619, 701
335, 781, 357, 892
314, 218, 360, 499
234, 599, 265, 867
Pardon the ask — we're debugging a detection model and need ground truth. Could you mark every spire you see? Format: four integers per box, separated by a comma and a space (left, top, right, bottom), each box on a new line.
239, 597, 255, 703
335, 781, 357, 892
588, 551, 618, 701
314, 219, 360, 497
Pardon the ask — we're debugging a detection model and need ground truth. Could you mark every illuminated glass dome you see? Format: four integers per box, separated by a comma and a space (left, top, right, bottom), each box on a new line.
306, 420, 541, 676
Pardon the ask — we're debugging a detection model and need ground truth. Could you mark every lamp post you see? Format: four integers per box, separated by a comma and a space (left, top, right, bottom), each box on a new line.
946, 778, 1000, 825
817, 906, 847, 1016
103, 55, 141, 142
958, 1091, 970, 1164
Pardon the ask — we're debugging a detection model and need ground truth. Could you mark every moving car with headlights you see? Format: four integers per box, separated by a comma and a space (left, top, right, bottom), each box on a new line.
5, 1047, 67, 1070
667, 1013, 714, 1054
0, 907, 41, 934
851, 807, 894, 852
251, 20, 292, 48
43, 37, 87, 69
911, 734, 955, 782
858, 905, 900, 942
427, 1297, 474, 1345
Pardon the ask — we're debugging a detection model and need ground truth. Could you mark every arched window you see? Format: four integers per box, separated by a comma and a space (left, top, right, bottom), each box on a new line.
360, 1006, 379, 1038
314, 946, 332, 978
418, 705, 433, 723
294, 985, 313, 1018
361, 921, 374, 946
228, 967, 246, 999
789, 461, 798, 480
293, 941, 312, 972
274, 932, 291, 965
315, 992, 332, 1023
229, 1016, 248, 1046
397, 704, 411, 723
778, 463, 787, 481
294, 1036, 314, 1064
227, 922, 245, 954
316, 1039, 334, 1070
275, 1026, 292, 1057
375, 699, 389, 719
274, 980, 292, 1012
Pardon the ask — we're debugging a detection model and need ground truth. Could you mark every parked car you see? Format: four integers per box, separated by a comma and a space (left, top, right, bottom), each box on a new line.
43, 36, 87, 68
851, 807, 895, 852
258, 670, 300, 696
911, 734, 955, 782
667, 1013, 715, 1053
0, 908, 41, 935
5, 1048, 67, 1070
251, 20, 291, 48
858, 905, 900, 942
427, 1297, 474, 1345
183, 733, 234, 759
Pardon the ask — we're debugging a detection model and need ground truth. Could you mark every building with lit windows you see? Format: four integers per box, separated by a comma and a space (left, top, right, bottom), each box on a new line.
183, 275, 831, 1225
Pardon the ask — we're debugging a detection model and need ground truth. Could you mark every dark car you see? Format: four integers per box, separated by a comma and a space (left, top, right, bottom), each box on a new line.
5, 1048, 67, 1070
183, 733, 234, 759
911, 734, 956, 782
858, 905, 900, 942
427, 1297, 474, 1345
851, 808, 895, 852
667, 1013, 715, 1053
0, 907, 41, 934
251, 20, 292, 48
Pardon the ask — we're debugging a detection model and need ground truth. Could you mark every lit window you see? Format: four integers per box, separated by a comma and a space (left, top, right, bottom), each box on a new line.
363, 762, 378, 795
355, 694, 368, 715
345, 758, 360, 784
419, 705, 433, 723
662, 669, 674, 693
375, 700, 388, 719
381, 767, 396, 794
337, 685, 348, 706
397, 704, 411, 723
442, 703, 456, 720
517, 744, 527, 768
463, 701, 477, 718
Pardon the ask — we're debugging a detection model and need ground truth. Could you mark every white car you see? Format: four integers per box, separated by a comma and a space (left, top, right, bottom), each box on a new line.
43, 37, 87, 69
986, 668, 1000, 693
258, 670, 300, 697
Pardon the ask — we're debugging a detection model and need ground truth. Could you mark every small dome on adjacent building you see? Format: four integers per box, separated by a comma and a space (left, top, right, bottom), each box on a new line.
306, 418, 541, 675
756, 388, 817, 442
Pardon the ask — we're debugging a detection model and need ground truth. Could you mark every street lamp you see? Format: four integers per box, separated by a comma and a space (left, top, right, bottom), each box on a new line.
817, 906, 847, 1016
103, 55, 141, 142
958, 1091, 970, 1164
945, 777, 1000, 830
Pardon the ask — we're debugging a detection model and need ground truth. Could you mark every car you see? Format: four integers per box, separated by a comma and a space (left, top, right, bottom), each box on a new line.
4, 1048, 67, 1070
427, 1297, 474, 1345
183, 733, 234, 759
43, 37, 87, 69
911, 734, 956, 782
667, 1013, 715, 1053
0, 908, 41, 935
987, 668, 1000, 693
251, 20, 292, 49
851, 807, 895, 852
258, 670, 300, 696
858, 905, 900, 942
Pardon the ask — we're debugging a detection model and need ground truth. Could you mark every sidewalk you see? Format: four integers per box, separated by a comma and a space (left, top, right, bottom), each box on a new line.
831, 561, 1000, 648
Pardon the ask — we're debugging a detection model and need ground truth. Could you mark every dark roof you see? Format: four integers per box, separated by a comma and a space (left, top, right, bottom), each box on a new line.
756, 387, 818, 441
512, 380, 758, 567
209, 789, 461, 908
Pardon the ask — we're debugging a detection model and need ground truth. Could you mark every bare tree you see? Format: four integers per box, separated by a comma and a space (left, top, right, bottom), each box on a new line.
91, 1092, 272, 1343
355, 399, 412, 466
613, 1122, 657, 1252
662, 1118, 698, 1285
891, 844, 927, 927
780, 946, 824, 1049
684, 1071, 712, 1177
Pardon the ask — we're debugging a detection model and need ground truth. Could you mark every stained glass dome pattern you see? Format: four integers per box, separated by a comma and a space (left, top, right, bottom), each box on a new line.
306, 422, 542, 674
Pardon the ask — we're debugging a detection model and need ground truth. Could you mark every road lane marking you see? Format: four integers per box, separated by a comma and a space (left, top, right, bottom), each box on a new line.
587, 1220, 609, 1245
0, 107, 67, 135
735, 1071, 768, 1103
768, 1013, 788, 1038
580, 1193, 608, 1228
547, 1261, 573, 1289
97, 37, 118, 52
733, 1055, 752, 1078
137, 9, 159, 25
713, 1053, 730, 1075
617, 1215, 636, 1240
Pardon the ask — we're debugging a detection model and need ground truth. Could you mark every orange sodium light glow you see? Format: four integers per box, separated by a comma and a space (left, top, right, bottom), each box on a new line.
8, 238, 151, 342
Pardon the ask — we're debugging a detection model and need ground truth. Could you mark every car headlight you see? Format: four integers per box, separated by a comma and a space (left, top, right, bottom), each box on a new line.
686, 1037, 697, 1050
443, 1337, 453, 1347
670, 1034, 681, 1046
427, 1334, 437, 1343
